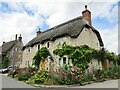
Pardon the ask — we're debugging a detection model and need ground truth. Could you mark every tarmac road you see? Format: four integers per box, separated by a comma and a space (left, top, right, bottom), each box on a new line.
1, 74, 35, 88
0, 74, 119, 89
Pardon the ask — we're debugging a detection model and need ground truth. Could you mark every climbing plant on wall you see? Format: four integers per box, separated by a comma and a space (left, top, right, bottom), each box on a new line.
53, 44, 96, 71
94, 49, 118, 66
32, 47, 50, 69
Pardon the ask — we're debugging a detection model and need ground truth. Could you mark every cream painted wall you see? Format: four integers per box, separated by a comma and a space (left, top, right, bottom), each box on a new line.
20, 45, 38, 68
21, 27, 101, 70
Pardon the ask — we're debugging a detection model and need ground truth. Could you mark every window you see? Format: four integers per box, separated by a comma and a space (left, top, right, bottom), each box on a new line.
59, 58, 61, 66
85, 28, 87, 31
98, 60, 100, 65
28, 61, 29, 66
38, 45, 40, 50
97, 42, 98, 46
25, 61, 27, 65
28, 48, 30, 52
63, 57, 66, 64
15, 48, 18, 51
47, 42, 50, 48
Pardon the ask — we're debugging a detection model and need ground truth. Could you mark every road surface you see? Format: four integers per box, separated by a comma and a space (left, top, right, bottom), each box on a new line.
1, 74, 35, 88
0, 74, 119, 89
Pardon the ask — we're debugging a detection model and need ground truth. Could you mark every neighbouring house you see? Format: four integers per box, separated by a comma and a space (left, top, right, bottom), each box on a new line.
0, 34, 23, 68
21, 6, 104, 72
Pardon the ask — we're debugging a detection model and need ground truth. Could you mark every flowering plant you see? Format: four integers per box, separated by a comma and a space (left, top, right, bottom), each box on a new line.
50, 64, 83, 85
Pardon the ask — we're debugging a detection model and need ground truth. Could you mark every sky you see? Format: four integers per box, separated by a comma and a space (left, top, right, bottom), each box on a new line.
0, 0, 119, 53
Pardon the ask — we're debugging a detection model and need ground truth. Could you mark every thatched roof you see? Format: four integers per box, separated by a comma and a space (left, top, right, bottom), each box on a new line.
1, 40, 17, 54
23, 16, 104, 49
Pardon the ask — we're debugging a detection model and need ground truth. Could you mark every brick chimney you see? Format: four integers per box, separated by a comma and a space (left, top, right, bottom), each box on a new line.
82, 5, 92, 26
36, 28, 41, 37
18, 34, 22, 42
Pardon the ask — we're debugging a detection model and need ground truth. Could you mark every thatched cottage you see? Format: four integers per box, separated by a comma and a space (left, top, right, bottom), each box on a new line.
21, 6, 104, 71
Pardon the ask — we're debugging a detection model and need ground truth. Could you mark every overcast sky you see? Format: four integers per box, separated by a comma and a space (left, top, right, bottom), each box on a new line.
0, 0, 119, 53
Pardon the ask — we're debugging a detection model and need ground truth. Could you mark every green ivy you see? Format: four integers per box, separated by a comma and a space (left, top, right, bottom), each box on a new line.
32, 47, 50, 69
94, 49, 118, 66
53, 44, 96, 71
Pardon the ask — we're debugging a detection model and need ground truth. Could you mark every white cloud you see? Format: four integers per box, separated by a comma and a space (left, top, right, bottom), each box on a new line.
0, 12, 43, 45
0, 0, 118, 53
99, 25, 118, 53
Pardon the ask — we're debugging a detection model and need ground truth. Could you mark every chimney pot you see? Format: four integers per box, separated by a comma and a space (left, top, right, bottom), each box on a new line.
3, 41, 5, 44
85, 5, 87, 10
15, 34, 17, 40
18, 34, 22, 42
36, 28, 41, 36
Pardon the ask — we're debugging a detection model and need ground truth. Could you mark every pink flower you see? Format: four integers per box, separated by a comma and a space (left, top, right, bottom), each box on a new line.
62, 72, 65, 75
50, 70, 54, 76
71, 68, 75, 72
75, 76, 78, 80
71, 72, 75, 77
57, 68, 61, 72
25, 68, 29, 73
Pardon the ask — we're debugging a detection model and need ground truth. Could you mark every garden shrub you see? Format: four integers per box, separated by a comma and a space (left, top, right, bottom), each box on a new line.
7, 67, 20, 78
16, 67, 37, 81
17, 73, 31, 81
8, 67, 37, 81
94, 69, 109, 81
44, 78, 59, 85
79, 72, 97, 85
50, 65, 83, 85
108, 66, 120, 79
33, 69, 50, 84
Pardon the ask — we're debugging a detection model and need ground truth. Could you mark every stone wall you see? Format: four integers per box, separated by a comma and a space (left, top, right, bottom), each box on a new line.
7, 41, 23, 67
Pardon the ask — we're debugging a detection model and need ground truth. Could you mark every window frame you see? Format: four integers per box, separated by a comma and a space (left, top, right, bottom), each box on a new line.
63, 57, 66, 64
38, 44, 40, 50
47, 42, 50, 48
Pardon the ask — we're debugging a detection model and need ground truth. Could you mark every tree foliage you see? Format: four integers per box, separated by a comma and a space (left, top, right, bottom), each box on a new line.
2, 55, 9, 68
118, 54, 120, 65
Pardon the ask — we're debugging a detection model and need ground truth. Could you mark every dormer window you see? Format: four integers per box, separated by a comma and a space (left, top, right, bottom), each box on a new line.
47, 42, 50, 48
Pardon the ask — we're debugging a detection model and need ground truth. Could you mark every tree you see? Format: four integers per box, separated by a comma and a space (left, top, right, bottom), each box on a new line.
2, 55, 9, 68
117, 54, 120, 65
94, 48, 118, 69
